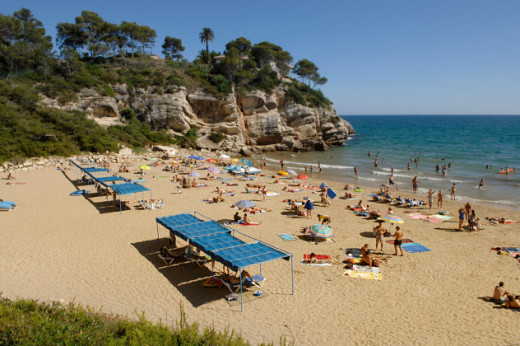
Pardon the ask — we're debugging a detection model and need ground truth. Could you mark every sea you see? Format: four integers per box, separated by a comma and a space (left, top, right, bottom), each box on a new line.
253, 115, 520, 210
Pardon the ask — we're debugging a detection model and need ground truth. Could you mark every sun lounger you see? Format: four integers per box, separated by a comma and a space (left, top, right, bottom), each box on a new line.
158, 246, 188, 265
0, 201, 16, 211
221, 274, 266, 293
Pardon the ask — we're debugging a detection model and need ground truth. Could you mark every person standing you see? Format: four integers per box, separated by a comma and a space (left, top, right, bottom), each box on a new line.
318, 162, 322, 172
437, 190, 444, 208
374, 220, 386, 253
427, 189, 434, 209
450, 183, 456, 200
353, 166, 358, 177
478, 179, 485, 190
458, 208, 465, 231
393, 226, 404, 256
412, 176, 418, 193
280, 158, 284, 168
262, 158, 266, 168
304, 199, 314, 218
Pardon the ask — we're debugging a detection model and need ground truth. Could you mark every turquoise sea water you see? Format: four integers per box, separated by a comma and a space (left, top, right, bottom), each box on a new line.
257, 115, 520, 209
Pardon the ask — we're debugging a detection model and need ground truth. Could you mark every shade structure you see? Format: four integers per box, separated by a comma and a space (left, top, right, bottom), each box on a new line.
381, 214, 404, 223
287, 169, 297, 176
208, 167, 220, 174
235, 200, 255, 208
188, 155, 205, 160
296, 174, 308, 180
188, 172, 200, 177
139, 165, 151, 170
309, 224, 333, 238
155, 212, 294, 312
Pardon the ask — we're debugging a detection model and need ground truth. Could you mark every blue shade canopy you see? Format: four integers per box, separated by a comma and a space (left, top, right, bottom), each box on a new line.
96, 176, 126, 184
110, 183, 149, 195
83, 167, 109, 173
188, 155, 205, 160
156, 213, 291, 272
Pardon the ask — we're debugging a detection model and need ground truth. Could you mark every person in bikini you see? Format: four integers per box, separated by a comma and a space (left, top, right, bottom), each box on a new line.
393, 226, 404, 256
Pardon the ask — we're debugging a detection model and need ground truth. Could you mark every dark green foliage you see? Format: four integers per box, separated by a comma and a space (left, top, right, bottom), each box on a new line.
0, 296, 248, 345
176, 127, 198, 148
208, 131, 225, 143
165, 72, 185, 87
249, 66, 280, 93
287, 81, 331, 108
107, 117, 175, 148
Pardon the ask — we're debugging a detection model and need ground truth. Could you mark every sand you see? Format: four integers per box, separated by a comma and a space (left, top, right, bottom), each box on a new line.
1, 156, 519, 345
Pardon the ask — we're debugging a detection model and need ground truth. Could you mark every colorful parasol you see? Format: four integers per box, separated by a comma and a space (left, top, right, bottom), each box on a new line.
309, 224, 333, 238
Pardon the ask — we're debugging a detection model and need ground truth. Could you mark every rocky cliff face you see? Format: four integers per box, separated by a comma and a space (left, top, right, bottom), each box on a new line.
40, 84, 355, 154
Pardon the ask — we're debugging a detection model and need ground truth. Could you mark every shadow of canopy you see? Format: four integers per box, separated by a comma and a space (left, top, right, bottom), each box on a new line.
131, 237, 225, 308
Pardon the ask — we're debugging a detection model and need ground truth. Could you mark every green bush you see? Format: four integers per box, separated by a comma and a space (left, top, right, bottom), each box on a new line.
0, 296, 248, 345
286, 85, 305, 105
208, 131, 225, 143
176, 127, 198, 148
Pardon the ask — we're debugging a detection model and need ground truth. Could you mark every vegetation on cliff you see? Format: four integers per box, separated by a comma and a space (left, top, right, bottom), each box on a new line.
0, 7, 336, 162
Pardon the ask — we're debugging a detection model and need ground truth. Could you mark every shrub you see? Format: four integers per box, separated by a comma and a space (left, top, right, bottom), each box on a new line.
208, 132, 225, 143
286, 85, 305, 105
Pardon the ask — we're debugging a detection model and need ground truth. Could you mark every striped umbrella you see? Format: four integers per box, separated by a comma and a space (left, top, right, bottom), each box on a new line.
208, 167, 220, 174
188, 172, 200, 177
309, 224, 333, 238
139, 165, 151, 170
381, 214, 404, 223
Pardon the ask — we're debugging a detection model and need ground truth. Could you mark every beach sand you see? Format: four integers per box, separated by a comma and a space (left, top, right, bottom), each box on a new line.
1, 157, 519, 345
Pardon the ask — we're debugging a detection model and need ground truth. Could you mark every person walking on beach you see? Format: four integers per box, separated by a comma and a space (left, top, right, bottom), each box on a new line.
437, 190, 444, 208
262, 158, 266, 168
393, 226, 404, 256
318, 162, 322, 172
354, 166, 358, 177
412, 176, 419, 193
280, 158, 284, 168
450, 183, 456, 200
458, 208, 466, 231
478, 179, 485, 190
391, 166, 394, 175
305, 166, 308, 173
407, 163, 411, 170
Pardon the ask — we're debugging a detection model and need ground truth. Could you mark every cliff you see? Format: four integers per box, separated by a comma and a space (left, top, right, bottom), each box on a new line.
40, 84, 355, 154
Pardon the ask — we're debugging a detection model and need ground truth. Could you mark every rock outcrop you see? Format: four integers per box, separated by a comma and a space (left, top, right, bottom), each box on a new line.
39, 83, 355, 153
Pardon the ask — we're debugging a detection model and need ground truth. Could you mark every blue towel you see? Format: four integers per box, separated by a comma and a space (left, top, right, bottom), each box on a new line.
279, 233, 296, 241
401, 242, 431, 253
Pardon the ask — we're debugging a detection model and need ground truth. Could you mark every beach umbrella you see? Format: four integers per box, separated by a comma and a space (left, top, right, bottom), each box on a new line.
206, 158, 216, 163
188, 172, 200, 177
188, 155, 205, 160
235, 200, 256, 208
208, 167, 220, 174
150, 158, 159, 162
287, 169, 297, 176
296, 174, 308, 180
381, 214, 404, 224
241, 158, 253, 167
309, 224, 333, 239
139, 165, 151, 170
219, 154, 230, 159
231, 158, 239, 162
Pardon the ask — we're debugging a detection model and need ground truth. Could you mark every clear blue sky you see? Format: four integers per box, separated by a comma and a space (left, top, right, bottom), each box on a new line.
4, 0, 520, 115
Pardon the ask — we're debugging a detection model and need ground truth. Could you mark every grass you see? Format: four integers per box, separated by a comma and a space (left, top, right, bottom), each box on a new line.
0, 296, 252, 345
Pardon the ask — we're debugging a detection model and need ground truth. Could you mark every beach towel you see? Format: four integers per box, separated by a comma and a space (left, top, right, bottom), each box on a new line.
344, 265, 382, 280
427, 218, 444, 223
401, 242, 431, 253
344, 248, 362, 257
502, 247, 520, 253
278, 233, 296, 241
409, 214, 428, 219
301, 261, 332, 266
286, 188, 303, 192
301, 254, 333, 266
70, 190, 89, 196
430, 214, 452, 220
266, 192, 279, 196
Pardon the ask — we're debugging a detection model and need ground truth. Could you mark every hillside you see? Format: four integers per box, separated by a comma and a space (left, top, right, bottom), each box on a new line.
0, 8, 354, 163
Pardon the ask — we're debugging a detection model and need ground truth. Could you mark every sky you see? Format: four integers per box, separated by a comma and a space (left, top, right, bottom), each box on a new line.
3, 0, 520, 115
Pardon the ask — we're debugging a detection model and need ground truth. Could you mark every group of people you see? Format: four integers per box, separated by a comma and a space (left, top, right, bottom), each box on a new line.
458, 202, 481, 231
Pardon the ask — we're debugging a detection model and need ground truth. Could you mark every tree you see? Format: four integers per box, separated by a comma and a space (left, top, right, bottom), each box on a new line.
162, 36, 184, 60
251, 41, 292, 75
135, 25, 156, 54
120, 21, 140, 60
199, 27, 214, 54
56, 22, 87, 51
225, 37, 251, 56
292, 59, 327, 88
75, 11, 106, 57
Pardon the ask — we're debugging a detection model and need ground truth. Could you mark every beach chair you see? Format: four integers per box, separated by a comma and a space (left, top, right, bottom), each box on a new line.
158, 246, 188, 265
221, 274, 266, 293
184, 247, 213, 267
395, 197, 405, 206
